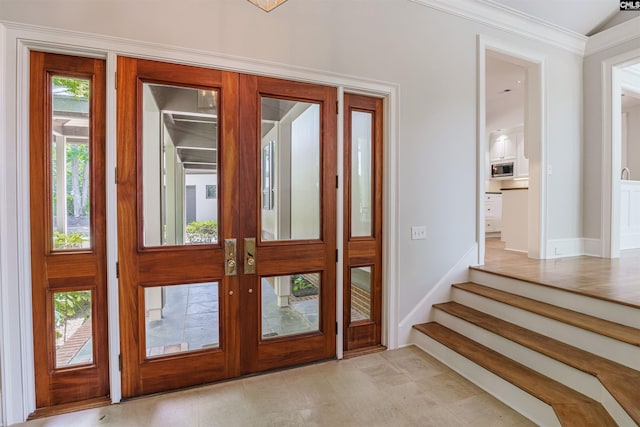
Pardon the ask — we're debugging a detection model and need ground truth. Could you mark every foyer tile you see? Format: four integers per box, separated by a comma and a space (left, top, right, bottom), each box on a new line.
16, 347, 534, 427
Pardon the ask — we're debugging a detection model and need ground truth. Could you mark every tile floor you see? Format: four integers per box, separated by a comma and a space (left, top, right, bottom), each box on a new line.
17, 347, 534, 427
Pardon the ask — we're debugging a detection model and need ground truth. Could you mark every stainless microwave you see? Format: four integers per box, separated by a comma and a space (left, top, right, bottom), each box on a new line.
491, 161, 514, 179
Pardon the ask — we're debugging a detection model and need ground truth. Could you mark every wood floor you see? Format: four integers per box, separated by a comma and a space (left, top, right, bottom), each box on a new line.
479, 238, 640, 309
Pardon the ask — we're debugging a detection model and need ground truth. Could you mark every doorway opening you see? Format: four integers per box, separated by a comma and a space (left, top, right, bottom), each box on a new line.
616, 61, 640, 255
478, 37, 545, 264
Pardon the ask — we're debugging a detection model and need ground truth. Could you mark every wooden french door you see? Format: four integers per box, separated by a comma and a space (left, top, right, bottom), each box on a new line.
343, 94, 384, 353
116, 57, 336, 397
30, 52, 110, 409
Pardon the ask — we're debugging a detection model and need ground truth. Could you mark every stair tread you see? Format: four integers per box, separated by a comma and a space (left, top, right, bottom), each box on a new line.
434, 301, 640, 424
413, 322, 617, 427
453, 282, 640, 346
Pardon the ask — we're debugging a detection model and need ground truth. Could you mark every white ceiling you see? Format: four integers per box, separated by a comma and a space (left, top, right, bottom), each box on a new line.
486, 53, 526, 132
488, 0, 620, 35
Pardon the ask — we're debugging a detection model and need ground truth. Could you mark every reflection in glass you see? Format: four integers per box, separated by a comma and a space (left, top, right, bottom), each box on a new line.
54, 290, 93, 368
260, 97, 320, 241
351, 111, 373, 237
350, 266, 372, 322
51, 76, 92, 250
145, 282, 220, 358
261, 273, 320, 339
142, 83, 219, 247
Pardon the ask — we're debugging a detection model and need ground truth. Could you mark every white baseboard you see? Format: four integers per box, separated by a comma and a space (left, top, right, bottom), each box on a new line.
546, 238, 601, 258
396, 243, 477, 346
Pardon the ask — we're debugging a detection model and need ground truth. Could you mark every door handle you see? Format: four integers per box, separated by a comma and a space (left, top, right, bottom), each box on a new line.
224, 239, 237, 276
244, 238, 256, 274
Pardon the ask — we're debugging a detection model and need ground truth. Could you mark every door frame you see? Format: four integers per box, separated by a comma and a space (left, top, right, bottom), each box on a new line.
601, 48, 640, 259
0, 22, 399, 424
477, 34, 547, 262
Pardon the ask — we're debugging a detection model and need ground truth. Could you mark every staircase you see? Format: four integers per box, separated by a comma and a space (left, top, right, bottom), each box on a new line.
411, 268, 640, 427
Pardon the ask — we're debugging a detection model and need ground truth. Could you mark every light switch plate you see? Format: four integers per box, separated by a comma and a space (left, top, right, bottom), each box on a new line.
411, 226, 427, 240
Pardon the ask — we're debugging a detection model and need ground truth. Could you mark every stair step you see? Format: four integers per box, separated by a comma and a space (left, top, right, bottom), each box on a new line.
434, 301, 640, 425
453, 282, 640, 347
413, 322, 617, 427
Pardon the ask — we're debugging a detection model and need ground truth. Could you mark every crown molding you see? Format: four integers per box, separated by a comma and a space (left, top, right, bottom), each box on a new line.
409, 0, 587, 55
585, 15, 640, 57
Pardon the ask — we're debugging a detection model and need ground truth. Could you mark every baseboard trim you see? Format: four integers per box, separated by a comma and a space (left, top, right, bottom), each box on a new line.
546, 238, 602, 258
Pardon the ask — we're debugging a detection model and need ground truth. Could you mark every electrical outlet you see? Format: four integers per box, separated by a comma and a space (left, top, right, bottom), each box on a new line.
411, 226, 427, 240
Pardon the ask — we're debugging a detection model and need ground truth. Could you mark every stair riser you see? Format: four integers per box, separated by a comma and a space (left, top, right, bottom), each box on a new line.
451, 288, 640, 371
410, 330, 561, 427
433, 310, 636, 426
469, 270, 640, 329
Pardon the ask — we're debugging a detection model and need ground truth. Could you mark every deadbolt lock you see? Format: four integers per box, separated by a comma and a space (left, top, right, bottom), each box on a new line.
244, 238, 256, 274
225, 239, 237, 276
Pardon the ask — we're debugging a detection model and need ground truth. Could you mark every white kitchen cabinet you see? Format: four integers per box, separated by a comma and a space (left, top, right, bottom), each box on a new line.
489, 127, 529, 179
485, 193, 502, 233
489, 133, 516, 162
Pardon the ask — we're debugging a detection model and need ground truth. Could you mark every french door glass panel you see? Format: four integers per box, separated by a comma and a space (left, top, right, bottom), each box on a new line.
142, 83, 219, 247
145, 282, 220, 357
260, 97, 320, 241
261, 273, 320, 340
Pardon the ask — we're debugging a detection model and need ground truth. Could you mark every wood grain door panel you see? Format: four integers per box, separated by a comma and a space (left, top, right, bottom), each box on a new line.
239, 75, 337, 374
343, 94, 384, 353
117, 57, 240, 397
117, 58, 337, 397
30, 51, 109, 409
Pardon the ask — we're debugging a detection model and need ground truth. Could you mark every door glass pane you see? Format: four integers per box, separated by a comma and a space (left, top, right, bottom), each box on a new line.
54, 290, 93, 368
350, 266, 372, 322
261, 97, 320, 241
144, 282, 220, 358
351, 111, 373, 237
142, 83, 218, 247
261, 273, 320, 339
51, 76, 91, 250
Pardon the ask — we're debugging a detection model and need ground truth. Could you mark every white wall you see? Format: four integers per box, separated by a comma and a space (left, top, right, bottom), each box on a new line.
142, 85, 162, 246
290, 104, 320, 240
0, 3, 588, 418
184, 173, 218, 223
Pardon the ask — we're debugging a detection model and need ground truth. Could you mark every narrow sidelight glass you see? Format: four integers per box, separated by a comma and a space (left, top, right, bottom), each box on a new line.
54, 290, 94, 368
51, 76, 92, 250
350, 266, 372, 322
351, 111, 373, 237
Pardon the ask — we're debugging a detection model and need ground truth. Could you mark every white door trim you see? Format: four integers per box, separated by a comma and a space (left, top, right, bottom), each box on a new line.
0, 20, 399, 424
477, 34, 547, 262
601, 48, 640, 259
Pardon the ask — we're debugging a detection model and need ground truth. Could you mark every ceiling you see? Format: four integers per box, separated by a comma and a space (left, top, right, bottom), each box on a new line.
489, 0, 621, 35
483, 0, 640, 130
